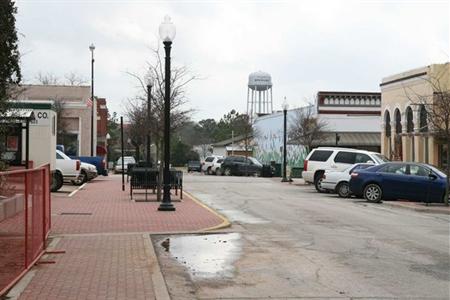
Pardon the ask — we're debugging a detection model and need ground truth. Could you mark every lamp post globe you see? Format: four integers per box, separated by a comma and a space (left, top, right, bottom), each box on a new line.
281, 97, 289, 182
159, 15, 176, 42
158, 16, 176, 211
282, 98, 289, 111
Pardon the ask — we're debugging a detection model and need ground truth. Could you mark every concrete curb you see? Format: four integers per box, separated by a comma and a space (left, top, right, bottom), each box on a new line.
383, 202, 450, 215
183, 191, 232, 232
143, 234, 171, 300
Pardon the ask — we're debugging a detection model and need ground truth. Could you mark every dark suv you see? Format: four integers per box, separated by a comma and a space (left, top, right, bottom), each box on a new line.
187, 161, 201, 172
219, 156, 263, 176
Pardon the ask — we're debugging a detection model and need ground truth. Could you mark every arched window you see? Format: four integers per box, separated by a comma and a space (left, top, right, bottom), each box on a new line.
406, 106, 414, 133
385, 110, 391, 137
395, 108, 402, 134
419, 105, 428, 133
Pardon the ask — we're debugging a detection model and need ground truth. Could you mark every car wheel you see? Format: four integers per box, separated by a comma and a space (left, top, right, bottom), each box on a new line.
72, 170, 87, 186
364, 183, 382, 203
314, 172, 326, 193
223, 167, 231, 176
51, 171, 63, 192
337, 182, 351, 198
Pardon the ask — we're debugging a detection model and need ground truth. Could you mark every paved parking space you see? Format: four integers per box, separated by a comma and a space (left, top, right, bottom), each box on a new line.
175, 174, 450, 299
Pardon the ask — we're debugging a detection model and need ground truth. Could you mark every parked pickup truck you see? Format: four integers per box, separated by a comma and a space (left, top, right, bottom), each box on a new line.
56, 145, 108, 176
72, 156, 108, 176
55, 149, 81, 191
72, 161, 98, 186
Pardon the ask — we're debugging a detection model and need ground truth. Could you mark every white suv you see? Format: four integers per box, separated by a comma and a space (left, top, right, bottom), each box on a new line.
201, 155, 224, 175
302, 147, 389, 192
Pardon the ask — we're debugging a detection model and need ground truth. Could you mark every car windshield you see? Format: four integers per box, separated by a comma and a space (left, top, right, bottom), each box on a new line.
117, 157, 135, 164
348, 164, 373, 173
373, 154, 390, 163
428, 164, 447, 178
56, 150, 71, 160
249, 157, 263, 167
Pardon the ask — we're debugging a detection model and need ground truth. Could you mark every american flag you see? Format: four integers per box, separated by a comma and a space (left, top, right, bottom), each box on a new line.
87, 98, 93, 107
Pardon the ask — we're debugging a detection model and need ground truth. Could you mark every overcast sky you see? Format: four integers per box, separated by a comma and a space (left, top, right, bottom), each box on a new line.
16, 0, 449, 121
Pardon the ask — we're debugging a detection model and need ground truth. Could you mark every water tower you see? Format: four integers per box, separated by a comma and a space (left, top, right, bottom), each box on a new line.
247, 71, 273, 119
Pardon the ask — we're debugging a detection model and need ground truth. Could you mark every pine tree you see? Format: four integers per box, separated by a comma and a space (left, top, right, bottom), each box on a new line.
0, 0, 21, 112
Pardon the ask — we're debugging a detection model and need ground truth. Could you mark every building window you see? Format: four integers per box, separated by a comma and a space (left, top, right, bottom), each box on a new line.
406, 106, 414, 132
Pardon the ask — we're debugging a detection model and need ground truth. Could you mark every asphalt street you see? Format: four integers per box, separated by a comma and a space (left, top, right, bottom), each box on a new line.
156, 174, 450, 300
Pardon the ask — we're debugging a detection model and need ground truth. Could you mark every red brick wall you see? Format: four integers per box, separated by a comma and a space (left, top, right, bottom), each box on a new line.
97, 98, 108, 146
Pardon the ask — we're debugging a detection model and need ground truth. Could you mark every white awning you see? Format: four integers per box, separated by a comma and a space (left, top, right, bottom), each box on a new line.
314, 132, 381, 147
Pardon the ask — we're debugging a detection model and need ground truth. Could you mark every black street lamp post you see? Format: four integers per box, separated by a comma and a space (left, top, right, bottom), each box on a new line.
89, 43, 95, 156
158, 16, 176, 211
281, 98, 289, 182
146, 83, 152, 165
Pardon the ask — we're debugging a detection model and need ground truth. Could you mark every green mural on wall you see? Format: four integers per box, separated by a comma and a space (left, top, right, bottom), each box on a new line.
254, 128, 308, 167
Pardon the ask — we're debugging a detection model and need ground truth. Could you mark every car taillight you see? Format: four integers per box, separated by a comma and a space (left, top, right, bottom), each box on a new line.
351, 172, 359, 178
303, 160, 308, 171
76, 160, 80, 171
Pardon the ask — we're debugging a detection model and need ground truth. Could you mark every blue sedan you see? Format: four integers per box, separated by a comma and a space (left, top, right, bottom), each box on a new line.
349, 162, 447, 203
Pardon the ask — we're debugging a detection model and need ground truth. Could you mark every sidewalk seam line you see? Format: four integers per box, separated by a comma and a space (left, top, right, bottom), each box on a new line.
183, 191, 231, 231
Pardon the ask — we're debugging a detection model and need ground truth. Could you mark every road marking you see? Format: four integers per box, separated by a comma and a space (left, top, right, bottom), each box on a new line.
68, 183, 87, 197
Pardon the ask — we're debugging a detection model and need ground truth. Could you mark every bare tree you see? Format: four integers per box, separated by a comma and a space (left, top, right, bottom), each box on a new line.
64, 72, 88, 86
53, 100, 69, 145
126, 46, 197, 200
289, 104, 327, 153
35, 71, 59, 85
408, 66, 450, 205
125, 99, 147, 161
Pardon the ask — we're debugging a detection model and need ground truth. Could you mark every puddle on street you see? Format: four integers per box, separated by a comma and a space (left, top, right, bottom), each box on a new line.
161, 233, 241, 280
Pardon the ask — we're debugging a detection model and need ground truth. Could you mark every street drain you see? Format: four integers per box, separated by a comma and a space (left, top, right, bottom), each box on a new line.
60, 212, 93, 215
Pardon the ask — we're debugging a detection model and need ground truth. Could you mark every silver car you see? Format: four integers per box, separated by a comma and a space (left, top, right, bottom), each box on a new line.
115, 156, 136, 173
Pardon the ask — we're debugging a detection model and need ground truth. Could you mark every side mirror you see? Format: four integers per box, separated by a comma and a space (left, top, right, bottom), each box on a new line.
429, 173, 438, 180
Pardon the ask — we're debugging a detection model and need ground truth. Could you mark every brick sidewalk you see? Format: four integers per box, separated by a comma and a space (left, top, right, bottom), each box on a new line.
51, 175, 223, 234
9, 175, 225, 300
19, 235, 155, 300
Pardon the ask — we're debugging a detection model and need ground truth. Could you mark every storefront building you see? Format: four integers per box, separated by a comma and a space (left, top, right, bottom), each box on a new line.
380, 63, 450, 167
254, 91, 382, 167
17, 84, 97, 156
